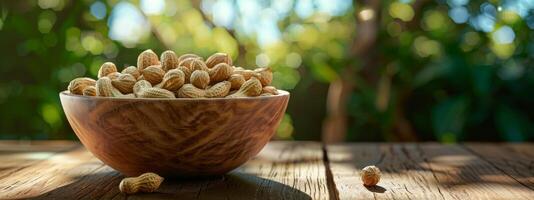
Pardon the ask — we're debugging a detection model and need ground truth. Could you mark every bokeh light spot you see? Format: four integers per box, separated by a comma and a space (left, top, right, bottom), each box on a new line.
423, 11, 446, 31
449, 6, 469, 24
272, 68, 300, 90
447, 0, 469, 7
256, 53, 271, 67
81, 34, 104, 55
316, 0, 352, 16
38, 11, 56, 34
38, 0, 65, 10
469, 14, 495, 32
41, 104, 61, 128
296, 0, 314, 19
103, 43, 119, 59
358, 8, 375, 21
276, 114, 294, 139
492, 26, 515, 44
500, 10, 520, 24
389, 2, 415, 22
285, 52, 302, 68
480, 3, 497, 19
108, 2, 150, 47
491, 42, 515, 59
212, 0, 235, 28
90, 1, 107, 20
65, 27, 87, 56
413, 36, 441, 57
257, 9, 282, 47
140, 0, 165, 15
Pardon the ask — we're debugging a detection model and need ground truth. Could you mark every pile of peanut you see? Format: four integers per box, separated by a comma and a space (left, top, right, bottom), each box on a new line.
67, 50, 278, 98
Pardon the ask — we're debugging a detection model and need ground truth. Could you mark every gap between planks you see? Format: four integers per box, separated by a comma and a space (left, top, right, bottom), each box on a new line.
322, 144, 341, 200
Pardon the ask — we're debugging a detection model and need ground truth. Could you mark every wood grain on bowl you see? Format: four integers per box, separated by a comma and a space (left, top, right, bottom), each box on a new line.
60, 91, 289, 177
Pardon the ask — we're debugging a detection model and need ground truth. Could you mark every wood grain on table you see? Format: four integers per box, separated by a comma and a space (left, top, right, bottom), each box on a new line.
0, 141, 532, 200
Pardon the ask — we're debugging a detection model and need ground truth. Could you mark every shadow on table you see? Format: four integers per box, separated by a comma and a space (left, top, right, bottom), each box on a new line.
365, 185, 386, 193
28, 170, 312, 200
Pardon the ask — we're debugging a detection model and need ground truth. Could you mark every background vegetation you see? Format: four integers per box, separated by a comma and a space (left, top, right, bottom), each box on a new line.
0, 0, 532, 142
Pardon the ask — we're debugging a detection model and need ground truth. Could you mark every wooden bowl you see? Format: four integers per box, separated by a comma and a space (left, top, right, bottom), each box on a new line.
59, 91, 289, 177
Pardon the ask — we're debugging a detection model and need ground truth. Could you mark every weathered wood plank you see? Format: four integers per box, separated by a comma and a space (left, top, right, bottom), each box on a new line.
0, 141, 79, 179
327, 143, 534, 200
420, 143, 534, 199
463, 143, 534, 190
0, 145, 110, 199
30, 165, 124, 200
0, 141, 328, 200
3, 141, 533, 200
231, 141, 328, 200
0, 140, 77, 152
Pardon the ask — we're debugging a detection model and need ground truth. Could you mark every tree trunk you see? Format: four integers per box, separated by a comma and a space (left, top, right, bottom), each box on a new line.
322, 0, 381, 143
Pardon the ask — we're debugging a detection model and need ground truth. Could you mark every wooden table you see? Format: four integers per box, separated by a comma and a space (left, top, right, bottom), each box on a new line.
0, 141, 533, 200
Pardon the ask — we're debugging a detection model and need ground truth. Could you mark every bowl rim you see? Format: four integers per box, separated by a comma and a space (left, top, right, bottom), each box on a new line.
59, 90, 289, 101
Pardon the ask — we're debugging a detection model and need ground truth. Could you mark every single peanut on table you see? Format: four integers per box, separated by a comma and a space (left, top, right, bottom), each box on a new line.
361, 165, 381, 186
119, 172, 164, 194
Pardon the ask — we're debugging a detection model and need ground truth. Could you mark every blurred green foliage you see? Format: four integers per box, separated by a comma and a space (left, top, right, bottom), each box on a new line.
0, 0, 532, 141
